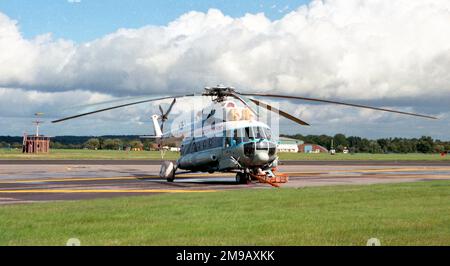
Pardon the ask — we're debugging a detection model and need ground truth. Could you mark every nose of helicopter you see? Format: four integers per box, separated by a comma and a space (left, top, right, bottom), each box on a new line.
252, 151, 270, 165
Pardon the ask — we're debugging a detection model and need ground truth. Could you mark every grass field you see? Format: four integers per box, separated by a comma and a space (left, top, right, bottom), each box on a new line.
0, 148, 449, 161
0, 181, 449, 246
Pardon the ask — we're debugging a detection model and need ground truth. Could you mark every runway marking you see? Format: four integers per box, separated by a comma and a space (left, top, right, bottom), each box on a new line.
0, 189, 217, 194
1, 168, 449, 184
0, 176, 142, 184
285, 167, 450, 175
289, 174, 450, 180
0, 173, 235, 184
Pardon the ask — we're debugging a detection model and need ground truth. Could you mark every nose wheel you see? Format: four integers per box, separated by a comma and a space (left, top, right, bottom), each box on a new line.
235, 172, 250, 184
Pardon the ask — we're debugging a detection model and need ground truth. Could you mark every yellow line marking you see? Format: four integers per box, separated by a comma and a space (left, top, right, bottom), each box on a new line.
291, 174, 450, 179
1, 176, 142, 184
285, 167, 450, 175
0, 189, 217, 194
0, 173, 235, 184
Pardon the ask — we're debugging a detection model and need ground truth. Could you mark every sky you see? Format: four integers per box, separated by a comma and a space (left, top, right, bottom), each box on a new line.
0, 0, 449, 139
0, 0, 308, 42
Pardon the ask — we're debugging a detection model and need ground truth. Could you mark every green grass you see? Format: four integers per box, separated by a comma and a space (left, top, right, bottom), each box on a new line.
0, 149, 179, 160
278, 152, 450, 161
0, 148, 449, 161
1, 181, 449, 246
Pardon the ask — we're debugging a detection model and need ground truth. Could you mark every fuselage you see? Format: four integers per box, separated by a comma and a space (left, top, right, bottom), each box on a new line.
177, 120, 278, 172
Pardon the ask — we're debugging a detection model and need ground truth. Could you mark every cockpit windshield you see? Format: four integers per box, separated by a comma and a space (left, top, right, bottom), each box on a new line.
262, 127, 272, 140
242, 126, 271, 141
253, 127, 265, 139
244, 127, 253, 140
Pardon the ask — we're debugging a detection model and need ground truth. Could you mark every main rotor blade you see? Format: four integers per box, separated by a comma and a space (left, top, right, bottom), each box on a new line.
249, 98, 310, 126
241, 93, 437, 120
229, 92, 258, 115
52, 94, 194, 123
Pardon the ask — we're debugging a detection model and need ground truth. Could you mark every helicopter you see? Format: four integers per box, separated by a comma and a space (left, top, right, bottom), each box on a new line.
52, 85, 437, 184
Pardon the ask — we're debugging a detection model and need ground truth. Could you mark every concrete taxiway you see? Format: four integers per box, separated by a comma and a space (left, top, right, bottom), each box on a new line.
0, 160, 449, 204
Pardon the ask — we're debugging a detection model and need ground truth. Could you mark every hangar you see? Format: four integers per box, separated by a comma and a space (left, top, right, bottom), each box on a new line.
277, 137, 303, 153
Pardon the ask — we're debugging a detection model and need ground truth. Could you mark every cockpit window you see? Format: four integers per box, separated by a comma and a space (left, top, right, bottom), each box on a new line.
255, 127, 266, 139
244, 127, 254, 140
233, 129, 242, 144
262, 127, 272, 140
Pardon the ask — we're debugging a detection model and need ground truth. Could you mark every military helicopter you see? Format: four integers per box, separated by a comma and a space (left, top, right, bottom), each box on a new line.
52, 85, 437, 184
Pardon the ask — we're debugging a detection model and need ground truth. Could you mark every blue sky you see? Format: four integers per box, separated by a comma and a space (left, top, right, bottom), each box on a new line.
0, 0, 310, 42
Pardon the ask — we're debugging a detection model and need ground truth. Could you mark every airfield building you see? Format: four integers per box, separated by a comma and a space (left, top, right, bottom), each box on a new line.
22, 134, 50, 154
277, 137, 303, 152
298, 144, 328, 153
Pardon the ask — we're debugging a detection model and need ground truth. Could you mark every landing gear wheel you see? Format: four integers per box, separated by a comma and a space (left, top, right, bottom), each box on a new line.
236, 172, 249, 184
160, 161, 176, 182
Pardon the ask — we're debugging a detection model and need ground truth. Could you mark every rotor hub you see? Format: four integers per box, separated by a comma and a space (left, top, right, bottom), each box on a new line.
203, 85, 236, 102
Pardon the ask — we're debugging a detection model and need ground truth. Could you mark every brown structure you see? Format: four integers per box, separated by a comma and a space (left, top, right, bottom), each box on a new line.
22, 134, 50, 153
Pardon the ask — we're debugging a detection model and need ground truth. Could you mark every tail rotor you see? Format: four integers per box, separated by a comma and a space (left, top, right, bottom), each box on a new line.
155, 98, 176, 159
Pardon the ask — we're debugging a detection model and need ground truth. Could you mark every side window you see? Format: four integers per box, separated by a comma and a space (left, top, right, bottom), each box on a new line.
233, 129, 241, 144
217, 137, 224, 148
248, 127, 256, 139
243, 127, 250, 142
225, 130, 232, 147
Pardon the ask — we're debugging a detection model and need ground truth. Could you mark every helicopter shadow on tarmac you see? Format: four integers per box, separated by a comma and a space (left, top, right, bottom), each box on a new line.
132, 173, 242, 186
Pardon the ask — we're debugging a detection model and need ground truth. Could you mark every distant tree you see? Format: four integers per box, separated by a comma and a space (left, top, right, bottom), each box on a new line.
445, 144, 450, 152
11, 142, 22, 149
129, 140, 143, 150
433, 144, 445, 153
347, 136, 362, 152
84, 138, 100, 150
99, 138, 105, 149
50, 141, 64, 149
358, 138, 371, 153
141, 139, 155, 151
335, 145, 345, 153
103, 139, 122, 150
334, 133, 348, 148
165, 142, 178, 147
416, 136, 434, 153
368, 141, 383, 153
0, 142, 10, 148
377, 138, 390, 153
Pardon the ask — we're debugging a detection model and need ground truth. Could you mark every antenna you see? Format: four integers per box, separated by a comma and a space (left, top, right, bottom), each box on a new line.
33, 112, 44, 137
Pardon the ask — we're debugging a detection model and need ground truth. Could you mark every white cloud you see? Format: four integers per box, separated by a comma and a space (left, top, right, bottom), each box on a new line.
1, 0, 450, 137
1, 0, 450, 100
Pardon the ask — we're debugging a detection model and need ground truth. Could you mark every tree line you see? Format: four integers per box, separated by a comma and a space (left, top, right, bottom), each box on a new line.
282, 134, 450, 154
0, 135, 163, 151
